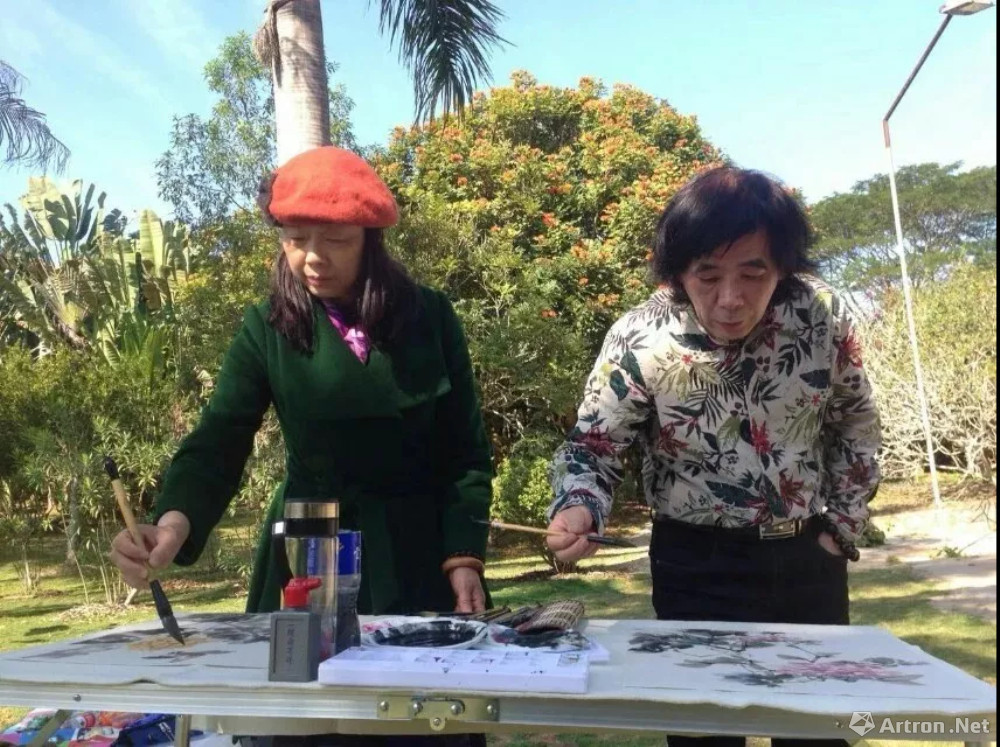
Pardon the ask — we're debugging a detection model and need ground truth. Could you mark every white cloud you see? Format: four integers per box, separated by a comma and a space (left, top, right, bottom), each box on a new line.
123, 0, 218, 74
33, 0, 169, 113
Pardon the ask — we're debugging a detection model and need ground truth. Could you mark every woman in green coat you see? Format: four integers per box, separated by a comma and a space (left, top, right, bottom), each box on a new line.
110, 146, 493, 634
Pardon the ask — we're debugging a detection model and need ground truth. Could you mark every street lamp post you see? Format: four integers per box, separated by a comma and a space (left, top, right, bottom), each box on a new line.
880, 0, 994, 507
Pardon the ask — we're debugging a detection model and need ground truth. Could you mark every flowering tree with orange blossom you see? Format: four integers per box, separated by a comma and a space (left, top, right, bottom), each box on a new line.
378, 71, 723, 471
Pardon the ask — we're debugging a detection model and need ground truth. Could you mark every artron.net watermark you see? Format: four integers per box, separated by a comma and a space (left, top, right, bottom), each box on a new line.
849, 712, 994, 738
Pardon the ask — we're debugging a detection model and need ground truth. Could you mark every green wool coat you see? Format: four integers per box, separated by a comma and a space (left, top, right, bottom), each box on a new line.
154, 286, 493, 615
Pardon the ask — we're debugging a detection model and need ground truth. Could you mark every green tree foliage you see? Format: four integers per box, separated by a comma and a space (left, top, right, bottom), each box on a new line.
811, 162, 996, 291
156, 32, 356, 225
0, 346, 43, 482
489, 434, 565, 568
0, 339, 185, 574
390, 200, 589, 454
0, 176, 199, 569
170, 212, 273, 371
0, 178, 106, 351
0, 178, 196, 370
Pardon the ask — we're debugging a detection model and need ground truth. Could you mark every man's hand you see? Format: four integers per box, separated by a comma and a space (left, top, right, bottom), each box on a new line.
448, 566, 486, 613
818, 531, 845, 557
546, 506, 601, 563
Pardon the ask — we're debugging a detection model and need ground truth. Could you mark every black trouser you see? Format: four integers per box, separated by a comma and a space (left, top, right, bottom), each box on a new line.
649, 517, 850, 747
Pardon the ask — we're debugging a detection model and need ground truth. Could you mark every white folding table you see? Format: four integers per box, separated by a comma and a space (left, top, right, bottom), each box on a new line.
0, 617, 995, 746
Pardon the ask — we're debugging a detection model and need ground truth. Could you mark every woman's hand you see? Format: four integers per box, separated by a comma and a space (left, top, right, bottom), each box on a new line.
448, 566, 487, 613
109, 510, 191, 589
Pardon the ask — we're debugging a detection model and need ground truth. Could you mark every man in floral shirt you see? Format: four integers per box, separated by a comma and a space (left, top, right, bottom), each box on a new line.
547, 168, 880, 745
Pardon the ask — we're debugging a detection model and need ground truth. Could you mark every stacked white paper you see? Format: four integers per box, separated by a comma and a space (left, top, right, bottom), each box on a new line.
318, 646, 589, 693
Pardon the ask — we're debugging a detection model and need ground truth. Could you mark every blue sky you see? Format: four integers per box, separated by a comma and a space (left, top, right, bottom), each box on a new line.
0, 0, 995, 224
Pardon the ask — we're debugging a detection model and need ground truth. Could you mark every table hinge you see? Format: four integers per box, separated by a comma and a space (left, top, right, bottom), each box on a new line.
376, 695, 499, 731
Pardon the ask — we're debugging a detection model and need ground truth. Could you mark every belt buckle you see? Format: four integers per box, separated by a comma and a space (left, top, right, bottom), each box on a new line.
759, 519, 799, 540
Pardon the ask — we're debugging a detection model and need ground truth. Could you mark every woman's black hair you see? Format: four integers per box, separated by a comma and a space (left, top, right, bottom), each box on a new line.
268, 227, 419, 355
650, 166, 817, 304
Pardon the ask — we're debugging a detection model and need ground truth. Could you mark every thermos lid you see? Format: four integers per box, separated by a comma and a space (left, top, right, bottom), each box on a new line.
284, 501, 339, 520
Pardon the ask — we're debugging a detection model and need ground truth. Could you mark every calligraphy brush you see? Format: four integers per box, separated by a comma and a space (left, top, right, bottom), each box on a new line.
473, 518, 636, 548
104, 456, 185, 645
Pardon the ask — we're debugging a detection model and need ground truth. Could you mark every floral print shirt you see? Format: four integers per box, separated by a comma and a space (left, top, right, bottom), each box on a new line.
547, 277, 881, 543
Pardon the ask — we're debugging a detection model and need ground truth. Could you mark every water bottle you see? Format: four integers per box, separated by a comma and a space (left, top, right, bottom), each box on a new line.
278, 499, 340, 659
335, 530, 362, 653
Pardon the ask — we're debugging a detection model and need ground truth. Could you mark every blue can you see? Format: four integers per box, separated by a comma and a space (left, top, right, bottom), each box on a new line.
337, 530, 362, 576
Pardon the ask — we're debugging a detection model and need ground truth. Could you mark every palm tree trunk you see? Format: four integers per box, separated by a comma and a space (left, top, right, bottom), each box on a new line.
256, 0, 331, 165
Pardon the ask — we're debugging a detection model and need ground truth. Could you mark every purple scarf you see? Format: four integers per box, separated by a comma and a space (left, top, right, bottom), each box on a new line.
321, 300, 370, 363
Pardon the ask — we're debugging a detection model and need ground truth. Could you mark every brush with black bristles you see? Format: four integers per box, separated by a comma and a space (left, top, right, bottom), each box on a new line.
104, 456, 185, 645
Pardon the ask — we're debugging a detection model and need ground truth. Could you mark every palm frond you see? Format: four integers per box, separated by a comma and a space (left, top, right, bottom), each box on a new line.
0, 62, 70, 173
375, 0, 507, 122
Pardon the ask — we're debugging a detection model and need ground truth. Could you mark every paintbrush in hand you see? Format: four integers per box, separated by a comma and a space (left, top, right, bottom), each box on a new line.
104, 456, 185, 645
474, 518, 636, 548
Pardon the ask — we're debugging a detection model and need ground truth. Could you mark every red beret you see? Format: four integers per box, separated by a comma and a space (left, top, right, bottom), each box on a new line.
264, 146, 398, 228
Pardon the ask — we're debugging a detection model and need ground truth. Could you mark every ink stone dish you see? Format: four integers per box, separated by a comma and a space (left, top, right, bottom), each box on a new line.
361, 616, 488, 649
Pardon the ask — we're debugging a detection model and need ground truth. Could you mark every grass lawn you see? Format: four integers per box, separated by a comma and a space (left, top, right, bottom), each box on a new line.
1, 484, 994, 745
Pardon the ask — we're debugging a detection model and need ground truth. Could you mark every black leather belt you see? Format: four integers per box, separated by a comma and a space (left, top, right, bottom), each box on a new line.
652, 514, 816, 540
